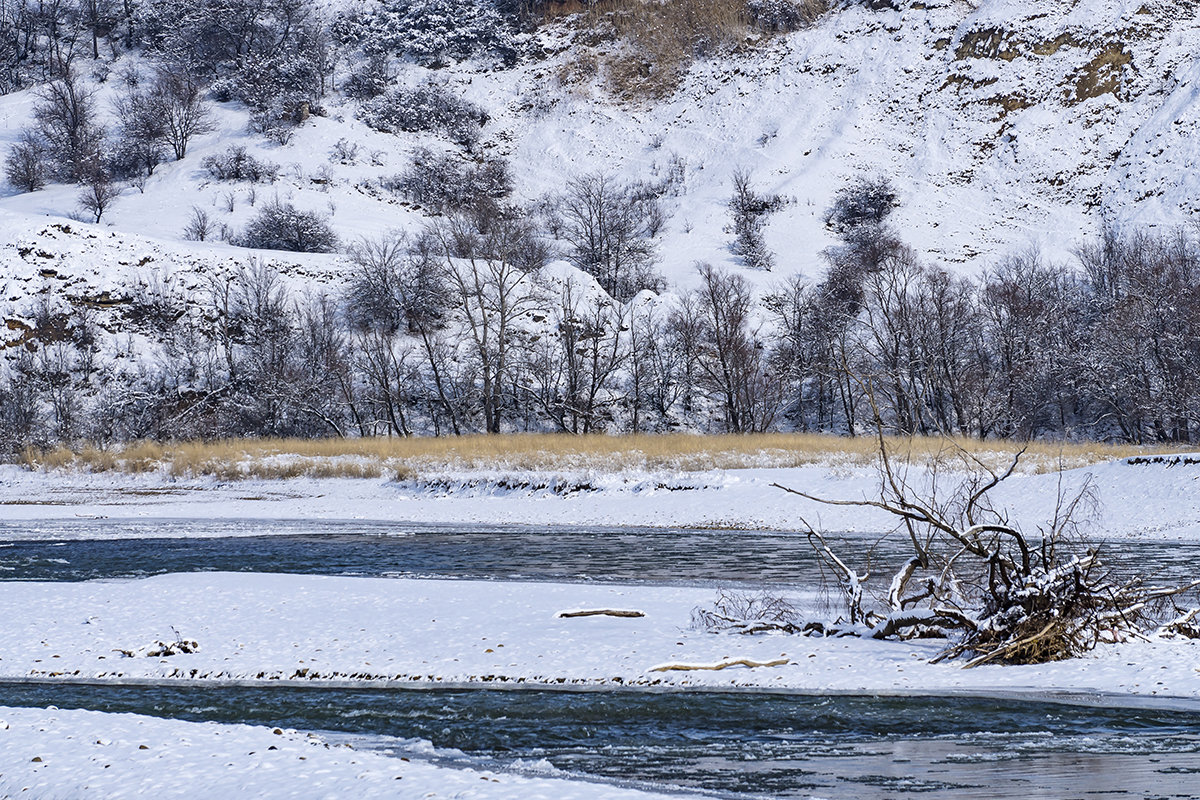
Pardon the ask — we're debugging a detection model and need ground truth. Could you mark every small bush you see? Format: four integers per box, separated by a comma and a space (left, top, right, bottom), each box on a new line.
727, 169, 785, 270
203, 146, 280, 183
330, 138, 361, 164
389, 147, 512, 210
825, 175, 899, 233
342, 54, 393, 100
241, 201, 339, 253
358, 83, 488, 148
249, 111, 297, 145
4, 131, 48, 192
183, 206, 213, 241
746, 0, 827, 32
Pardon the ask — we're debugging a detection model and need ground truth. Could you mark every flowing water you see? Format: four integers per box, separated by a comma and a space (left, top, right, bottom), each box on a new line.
0, 519, 1194, 588
1, 682, 1198, 799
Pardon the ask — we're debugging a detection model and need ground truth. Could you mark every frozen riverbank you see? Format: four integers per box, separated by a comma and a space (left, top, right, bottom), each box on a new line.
0, 704, 690, 800
3, 455, 1200, 540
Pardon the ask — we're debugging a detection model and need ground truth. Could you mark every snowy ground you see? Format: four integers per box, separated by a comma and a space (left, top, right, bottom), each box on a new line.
2, 455, 1200, 540
0, 704, 691, 800
1, 572, 1198, 699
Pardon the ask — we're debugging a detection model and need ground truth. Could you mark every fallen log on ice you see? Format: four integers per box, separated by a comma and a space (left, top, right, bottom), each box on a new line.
555, 608, 646, 619
649, 657, 789, 672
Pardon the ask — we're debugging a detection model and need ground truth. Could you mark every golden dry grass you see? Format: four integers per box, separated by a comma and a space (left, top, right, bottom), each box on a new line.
15, 433, 1195, 481
556, 0, 753, 98
558, 0, 829, 98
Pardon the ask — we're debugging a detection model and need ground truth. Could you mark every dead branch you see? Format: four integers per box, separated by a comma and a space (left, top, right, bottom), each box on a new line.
555, 609, 646, 618
649, 657, 790, 672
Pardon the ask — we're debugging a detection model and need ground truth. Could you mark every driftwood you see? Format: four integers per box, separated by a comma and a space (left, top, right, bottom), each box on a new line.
556, 608, 646, 619
649, 657, 789, 672
115, 638, 200, 658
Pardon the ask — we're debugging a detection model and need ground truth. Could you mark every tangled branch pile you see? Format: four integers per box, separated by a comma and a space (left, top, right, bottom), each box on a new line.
697, 428, 1199, 667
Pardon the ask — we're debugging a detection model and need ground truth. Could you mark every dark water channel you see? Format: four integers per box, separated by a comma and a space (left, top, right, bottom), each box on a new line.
0, 518, 1196, 589
2, 682, 1198, 799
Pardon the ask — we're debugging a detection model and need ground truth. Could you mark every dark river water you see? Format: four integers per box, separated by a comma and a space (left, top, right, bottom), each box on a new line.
0, 518, 1195, 589
2, 682, 1198, 799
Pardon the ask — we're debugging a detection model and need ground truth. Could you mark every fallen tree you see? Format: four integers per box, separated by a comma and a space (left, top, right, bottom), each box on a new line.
696, 399, 1200, 666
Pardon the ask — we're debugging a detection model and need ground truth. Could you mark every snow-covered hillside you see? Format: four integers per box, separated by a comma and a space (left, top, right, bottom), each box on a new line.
0, 0, 1195, 291
2, 0, 1199, 444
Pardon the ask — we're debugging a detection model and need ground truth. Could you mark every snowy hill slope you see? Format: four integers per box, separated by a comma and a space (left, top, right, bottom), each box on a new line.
0, 0, 1192, 293
492, 0, 1199, 280
1, 0, 1198, 420
0, 214, 344, 359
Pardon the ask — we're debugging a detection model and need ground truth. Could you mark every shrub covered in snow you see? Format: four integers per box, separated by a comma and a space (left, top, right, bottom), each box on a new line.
203, 146, 280, 183
389, 147, 512, 211
142, 0, 329, 127
342, 54, 393, 100
358, 83, 488, 148
825, 175, 899, 233
241, 201, 338, 253
211, 52, 324, 116
331, 0, 522, 68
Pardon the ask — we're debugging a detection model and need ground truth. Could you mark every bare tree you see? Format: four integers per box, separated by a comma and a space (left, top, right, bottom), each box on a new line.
112, 83, 167, 177
78, 0, 117, 60
77, 164, 119, 222
346, 231, 464, 435
4, 129, 48, 191
151, 67, 214, 160
355, 327, 416, 437
525, 275, 627, 433
33, 66, 102, 181
552, 172, 664, 301
625, 297, 680, 431
694, 262, 783, 432
434, 214, 540, 433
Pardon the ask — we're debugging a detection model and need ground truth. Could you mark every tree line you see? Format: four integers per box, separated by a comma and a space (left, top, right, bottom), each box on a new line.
2, 199, 1198, 451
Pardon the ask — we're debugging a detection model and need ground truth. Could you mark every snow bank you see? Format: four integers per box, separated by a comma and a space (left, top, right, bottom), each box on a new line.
0, 572, 1196, 699
3, 456, 1200, 541
0, 705, 688, 799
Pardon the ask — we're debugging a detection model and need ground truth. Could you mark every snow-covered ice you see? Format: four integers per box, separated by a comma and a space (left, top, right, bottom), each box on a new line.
0, 704, 692, 799
1, 571, 1197, 699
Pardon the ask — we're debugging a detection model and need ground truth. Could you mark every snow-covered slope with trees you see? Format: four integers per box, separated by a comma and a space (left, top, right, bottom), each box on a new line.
1, 0, 1195, 280
1, 0, 1199, 445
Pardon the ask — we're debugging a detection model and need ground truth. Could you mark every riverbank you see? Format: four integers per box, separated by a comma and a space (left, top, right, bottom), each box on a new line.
5, 452, 1200, 797
3, 453, 1200, 540
0, 703, 689, 800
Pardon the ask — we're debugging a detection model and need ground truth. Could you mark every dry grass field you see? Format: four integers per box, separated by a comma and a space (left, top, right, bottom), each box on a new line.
16, 433, 1193, 481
